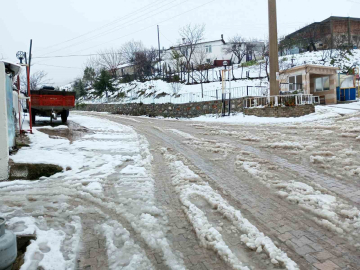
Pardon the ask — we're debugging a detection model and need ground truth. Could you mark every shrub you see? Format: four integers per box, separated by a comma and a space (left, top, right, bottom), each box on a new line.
241, 60, 257, 68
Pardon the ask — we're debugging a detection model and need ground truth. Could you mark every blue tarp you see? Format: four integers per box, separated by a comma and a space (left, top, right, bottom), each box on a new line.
6, 74, 15, 148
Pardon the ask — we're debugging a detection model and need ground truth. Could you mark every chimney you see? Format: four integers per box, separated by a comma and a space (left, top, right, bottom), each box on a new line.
182, 38, 186, 44
221, 34, 224, 40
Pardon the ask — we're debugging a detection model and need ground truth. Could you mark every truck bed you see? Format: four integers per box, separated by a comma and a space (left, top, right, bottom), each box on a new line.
30, 90, 76, 110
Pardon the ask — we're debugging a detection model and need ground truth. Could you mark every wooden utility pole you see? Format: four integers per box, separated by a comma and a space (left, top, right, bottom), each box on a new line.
268, 0, 280, 96
157, 25, 162, 76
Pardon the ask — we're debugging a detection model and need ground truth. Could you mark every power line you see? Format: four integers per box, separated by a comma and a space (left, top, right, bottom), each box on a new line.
69, 0, 218, 55
36, 0, 168, 54
33, 53, 119, 59
37, 0, 184, 57
34, 63, 82, 69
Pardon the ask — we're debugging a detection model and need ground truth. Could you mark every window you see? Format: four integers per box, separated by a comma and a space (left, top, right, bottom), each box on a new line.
206, 59, 211, 64
315, 77, 330, 92
288, 75, 303, 91
205, 45, 212, 53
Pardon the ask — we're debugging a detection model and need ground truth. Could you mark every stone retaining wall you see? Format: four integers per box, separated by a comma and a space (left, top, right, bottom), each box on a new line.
243, 104, 315, 118
75, 98, 245, 118
75, 100, 315, 118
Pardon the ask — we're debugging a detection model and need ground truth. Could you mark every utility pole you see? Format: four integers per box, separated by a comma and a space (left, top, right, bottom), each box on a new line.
268, 0, 280, 96
157, 25, 162, 76
27, 39, 33, 133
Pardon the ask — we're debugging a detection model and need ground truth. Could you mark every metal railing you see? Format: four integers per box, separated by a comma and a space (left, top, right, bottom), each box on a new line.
244, 94, 319, 108
81, 86, 269, 105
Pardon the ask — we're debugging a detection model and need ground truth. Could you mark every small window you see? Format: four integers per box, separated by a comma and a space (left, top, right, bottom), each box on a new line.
206, 59, 211, 63
288, 75, 303, 91
316, 77, 330, 92
205, 45, 212, 53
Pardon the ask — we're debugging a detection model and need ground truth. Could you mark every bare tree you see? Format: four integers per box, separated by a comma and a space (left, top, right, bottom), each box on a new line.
95, 48, 122, 78
121, 41, 144, 64
193, 46, 211, 97
83, 57, 101, 75
21, 70, 52, 91
259, 42, 270, 81
178, 24, 206, 83
133, 47, 158, 80
223, 35, 248, 64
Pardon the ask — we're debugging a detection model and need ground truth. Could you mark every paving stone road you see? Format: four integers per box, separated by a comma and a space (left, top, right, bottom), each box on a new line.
79, 111, 360, 270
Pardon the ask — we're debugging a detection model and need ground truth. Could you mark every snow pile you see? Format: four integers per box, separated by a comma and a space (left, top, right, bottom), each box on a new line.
235, 153, 273, 182
234, 149, 360, 245
162, 149, 298, 270
265, 141, 305, 150
100, 221, 154, 270
191, 101, 360, 124
275, 181, 360, 242
4, 214, 81, 270
169, 129, 233, 157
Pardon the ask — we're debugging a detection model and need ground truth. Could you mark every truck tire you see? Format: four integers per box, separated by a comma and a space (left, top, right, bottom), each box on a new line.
61, 110, 69, 123
31, 109, 36, 124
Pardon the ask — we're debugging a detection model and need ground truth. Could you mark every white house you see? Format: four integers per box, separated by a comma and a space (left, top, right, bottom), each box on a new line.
162, 35, 264, 67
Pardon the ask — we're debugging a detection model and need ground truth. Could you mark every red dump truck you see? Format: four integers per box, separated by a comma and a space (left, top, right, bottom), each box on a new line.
30, 87, 76, 124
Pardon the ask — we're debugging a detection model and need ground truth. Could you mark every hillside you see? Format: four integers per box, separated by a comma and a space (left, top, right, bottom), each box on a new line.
76, 49, 360, 105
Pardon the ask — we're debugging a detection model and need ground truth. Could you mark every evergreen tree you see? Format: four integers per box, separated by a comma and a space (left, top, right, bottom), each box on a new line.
93, 69, 116, 97
73, 79, 86, 98
83, 67, 96, 86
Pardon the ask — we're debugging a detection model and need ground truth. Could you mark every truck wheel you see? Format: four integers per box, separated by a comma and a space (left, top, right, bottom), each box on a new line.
61, 110, 69, 123
31, 109, 36, 124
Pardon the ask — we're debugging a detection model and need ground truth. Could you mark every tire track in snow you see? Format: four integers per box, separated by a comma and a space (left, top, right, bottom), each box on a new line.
162, 148, 299, 270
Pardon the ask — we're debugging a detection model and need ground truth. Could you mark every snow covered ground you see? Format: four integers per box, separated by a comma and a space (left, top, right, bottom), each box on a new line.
1, 115, 185, 270
191, 100, 360, 124
78, 49, 360, 105
3, 103, 360, 269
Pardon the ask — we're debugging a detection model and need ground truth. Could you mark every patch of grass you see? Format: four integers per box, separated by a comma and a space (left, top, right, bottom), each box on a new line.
241, 60, 257, 67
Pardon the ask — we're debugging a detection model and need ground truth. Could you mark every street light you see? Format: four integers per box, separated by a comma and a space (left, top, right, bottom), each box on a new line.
16, 51, 25, 64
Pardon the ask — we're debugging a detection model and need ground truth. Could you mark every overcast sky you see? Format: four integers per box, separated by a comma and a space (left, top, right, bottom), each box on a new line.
1, 0, 360, 86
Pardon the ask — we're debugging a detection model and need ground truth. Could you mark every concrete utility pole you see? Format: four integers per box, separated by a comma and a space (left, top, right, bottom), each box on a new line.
268, 0, 280, 96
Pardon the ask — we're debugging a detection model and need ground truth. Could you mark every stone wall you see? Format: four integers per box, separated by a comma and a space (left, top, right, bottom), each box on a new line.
75, 98, 245, 118
243, 105, 315, 118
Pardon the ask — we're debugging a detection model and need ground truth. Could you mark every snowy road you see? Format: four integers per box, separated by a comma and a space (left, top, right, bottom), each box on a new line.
2, 110, 360, 270
77, 110, 360, 270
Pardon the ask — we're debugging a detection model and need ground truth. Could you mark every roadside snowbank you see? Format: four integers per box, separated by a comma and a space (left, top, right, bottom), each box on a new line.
190, 101, 360, 125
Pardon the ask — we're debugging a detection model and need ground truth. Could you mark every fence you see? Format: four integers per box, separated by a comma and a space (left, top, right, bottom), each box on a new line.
83, 86, 269, 105
244, 94, 319, 108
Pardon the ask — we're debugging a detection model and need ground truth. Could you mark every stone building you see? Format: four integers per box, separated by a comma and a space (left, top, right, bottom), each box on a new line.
279, 65, 339, 104
281, 16, 360, 53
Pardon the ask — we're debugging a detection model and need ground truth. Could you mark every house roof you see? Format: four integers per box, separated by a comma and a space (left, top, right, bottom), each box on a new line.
285, 16, 360, 39
280, 64, 339, 74
168, 38, 226, 51
1, 61, 21, 77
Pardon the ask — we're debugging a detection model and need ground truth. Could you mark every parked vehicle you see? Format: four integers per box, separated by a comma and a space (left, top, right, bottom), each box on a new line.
29, 86, 76, 123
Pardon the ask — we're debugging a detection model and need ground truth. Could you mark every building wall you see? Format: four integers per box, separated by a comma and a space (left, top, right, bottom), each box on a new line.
0, 62, 9, 180
283, 17, 360, 51
162, 40, 264, 67
310, 74, 337, 104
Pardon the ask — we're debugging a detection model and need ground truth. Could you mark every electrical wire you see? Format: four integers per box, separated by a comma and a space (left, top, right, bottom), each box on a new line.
68, 0, 218, 55
36, 0, 168, 53
34, 63, 83, 69
37, 0, 185, 57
